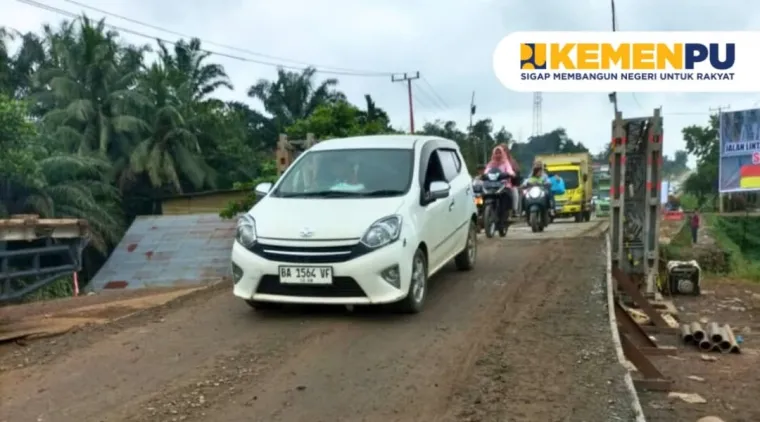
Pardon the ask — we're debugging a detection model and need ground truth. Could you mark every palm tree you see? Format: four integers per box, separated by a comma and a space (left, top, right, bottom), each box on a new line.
157, 38, 233, 104
0, 96, 123, 252
130, 63, 213, 193
34, 16, 149, 157
27, 152, 124, 252
247, 66, 345, 130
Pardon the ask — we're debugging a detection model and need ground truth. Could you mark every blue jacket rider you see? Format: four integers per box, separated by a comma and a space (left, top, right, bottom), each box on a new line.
548, 173, 566, 195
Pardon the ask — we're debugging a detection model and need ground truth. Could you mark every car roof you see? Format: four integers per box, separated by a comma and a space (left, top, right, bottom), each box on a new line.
309, 135, 458, 151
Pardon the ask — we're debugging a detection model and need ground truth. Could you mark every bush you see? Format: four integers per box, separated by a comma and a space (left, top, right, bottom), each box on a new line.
706, 215, 760, 281
219, 176, 278, 219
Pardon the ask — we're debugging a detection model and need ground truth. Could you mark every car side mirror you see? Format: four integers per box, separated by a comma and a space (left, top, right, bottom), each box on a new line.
582, 174, 588, 182
255, 182, 273, 196
428, 181, 450, 201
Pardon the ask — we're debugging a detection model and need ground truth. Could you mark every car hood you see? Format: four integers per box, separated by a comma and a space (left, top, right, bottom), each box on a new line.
250, 197, 405, 240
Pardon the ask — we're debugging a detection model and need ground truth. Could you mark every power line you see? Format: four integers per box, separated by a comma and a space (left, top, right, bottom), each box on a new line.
420, 76, 450, 109
58, 0, 395, 76
14, 0, 392, 77
414, 84, 448, 112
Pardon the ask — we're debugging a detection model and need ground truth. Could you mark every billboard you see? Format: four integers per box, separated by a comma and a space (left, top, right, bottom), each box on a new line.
719, 108, 760, 192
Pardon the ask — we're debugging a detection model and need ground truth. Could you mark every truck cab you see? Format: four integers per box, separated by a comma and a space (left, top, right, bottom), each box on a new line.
535, 152, 593, 222
594, 168, 611, 217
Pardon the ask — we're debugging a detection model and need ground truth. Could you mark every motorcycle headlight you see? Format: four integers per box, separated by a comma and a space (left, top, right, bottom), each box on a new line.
236, 214, 257, 248
361, 215, 402, 248
528, 186, 544, 198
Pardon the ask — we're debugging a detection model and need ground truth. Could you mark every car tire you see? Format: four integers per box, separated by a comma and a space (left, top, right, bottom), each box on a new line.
395, 248, 427, 314
246, 300, 281, 311
455, 220, 477, 271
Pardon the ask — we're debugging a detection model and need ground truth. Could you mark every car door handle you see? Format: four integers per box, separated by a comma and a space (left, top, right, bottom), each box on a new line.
449, 201, 455, 211
465, 185, 471, 195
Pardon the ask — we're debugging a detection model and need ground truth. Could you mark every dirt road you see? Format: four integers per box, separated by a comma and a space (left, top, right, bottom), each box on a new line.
1, 220, 636, 422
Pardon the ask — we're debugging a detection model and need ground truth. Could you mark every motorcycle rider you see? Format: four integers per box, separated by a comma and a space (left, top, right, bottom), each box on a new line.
521, 161, 552, 212
484, 145, 515, 227
546, 168, 565, 216
500, 145, 521, 216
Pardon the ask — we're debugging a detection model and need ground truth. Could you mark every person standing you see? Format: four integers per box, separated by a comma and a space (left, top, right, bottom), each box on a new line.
690, 211, 700, 244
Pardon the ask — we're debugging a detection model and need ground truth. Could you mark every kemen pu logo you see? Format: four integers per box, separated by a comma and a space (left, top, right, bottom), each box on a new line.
520, 43, 547, 70
493, 31, 760, 92
519, 42, 734, 71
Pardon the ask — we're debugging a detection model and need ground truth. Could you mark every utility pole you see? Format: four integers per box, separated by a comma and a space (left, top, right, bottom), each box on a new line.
710, 105, 730, 213
609, 0, 619, 115
468, 91, 476, 132
468, 91, 487, 164
392, 72, 420, 133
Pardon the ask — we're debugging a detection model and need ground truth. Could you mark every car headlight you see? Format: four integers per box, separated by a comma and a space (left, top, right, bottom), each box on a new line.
236, 214, 257, 248
528, 186, 544, 198
361, 215, 402, 248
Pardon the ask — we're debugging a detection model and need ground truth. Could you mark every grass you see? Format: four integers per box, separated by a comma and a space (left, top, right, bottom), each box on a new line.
22, 276, 75, 302
659, 215, 760, 280
706, 215, 760, 281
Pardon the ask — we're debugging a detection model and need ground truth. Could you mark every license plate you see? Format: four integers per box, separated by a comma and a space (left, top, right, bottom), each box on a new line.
279, 266, 333, 285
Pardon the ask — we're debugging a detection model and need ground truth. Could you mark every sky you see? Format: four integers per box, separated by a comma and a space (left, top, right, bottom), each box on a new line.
3, 0, 760, 163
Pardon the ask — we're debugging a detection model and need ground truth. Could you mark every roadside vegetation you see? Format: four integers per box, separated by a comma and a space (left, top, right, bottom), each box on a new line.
0, 15, 600, 299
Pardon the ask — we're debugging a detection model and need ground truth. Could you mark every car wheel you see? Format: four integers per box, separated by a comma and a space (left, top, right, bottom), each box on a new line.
455, 220, 477, 271
246, 300, 281, 311
395, 248, 427, 314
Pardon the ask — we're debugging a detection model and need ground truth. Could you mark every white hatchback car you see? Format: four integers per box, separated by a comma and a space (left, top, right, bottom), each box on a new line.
230, 135, 478, 313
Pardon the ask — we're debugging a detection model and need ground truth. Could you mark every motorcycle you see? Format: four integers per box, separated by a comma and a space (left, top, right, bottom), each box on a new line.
523, 182, 551, 233
479, 167, 514, 238
472, 181, 484, 232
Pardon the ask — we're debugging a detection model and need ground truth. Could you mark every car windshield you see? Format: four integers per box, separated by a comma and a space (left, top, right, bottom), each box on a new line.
271, 148, 414, 198
553, 170, 579, 189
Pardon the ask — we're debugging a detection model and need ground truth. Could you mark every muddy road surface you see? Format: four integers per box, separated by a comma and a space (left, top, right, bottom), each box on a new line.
1, 220, 635, 422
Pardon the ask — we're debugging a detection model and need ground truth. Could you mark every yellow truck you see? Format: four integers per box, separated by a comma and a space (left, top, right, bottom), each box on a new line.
534, 152, 593, 222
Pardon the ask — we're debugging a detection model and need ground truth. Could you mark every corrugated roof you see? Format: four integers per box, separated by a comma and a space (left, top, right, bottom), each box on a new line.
89, 213, 235, 291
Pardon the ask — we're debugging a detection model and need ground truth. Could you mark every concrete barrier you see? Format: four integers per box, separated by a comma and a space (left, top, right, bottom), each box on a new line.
606, 233, 647, 422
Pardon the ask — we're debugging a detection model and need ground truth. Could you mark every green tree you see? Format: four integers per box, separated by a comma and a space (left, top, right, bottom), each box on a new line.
248, 67, 345, 135
682, 115, 719, 206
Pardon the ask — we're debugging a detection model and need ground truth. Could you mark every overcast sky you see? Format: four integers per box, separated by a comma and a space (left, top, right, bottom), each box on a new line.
4, 0, 760, 162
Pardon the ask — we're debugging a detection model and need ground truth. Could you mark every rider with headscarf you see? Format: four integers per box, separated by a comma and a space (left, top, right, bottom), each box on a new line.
484, 145, 516, 224
485, 145, 515, 183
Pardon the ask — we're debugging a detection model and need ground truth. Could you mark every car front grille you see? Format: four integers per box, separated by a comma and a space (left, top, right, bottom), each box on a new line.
247, 242, 371, 264
255, 275, 367, 297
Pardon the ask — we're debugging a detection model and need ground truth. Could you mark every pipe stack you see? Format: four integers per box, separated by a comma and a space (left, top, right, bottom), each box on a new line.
680, 321, 741, 354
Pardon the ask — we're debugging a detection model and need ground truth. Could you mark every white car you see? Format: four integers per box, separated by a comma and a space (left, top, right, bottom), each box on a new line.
230, 135, 478, 313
